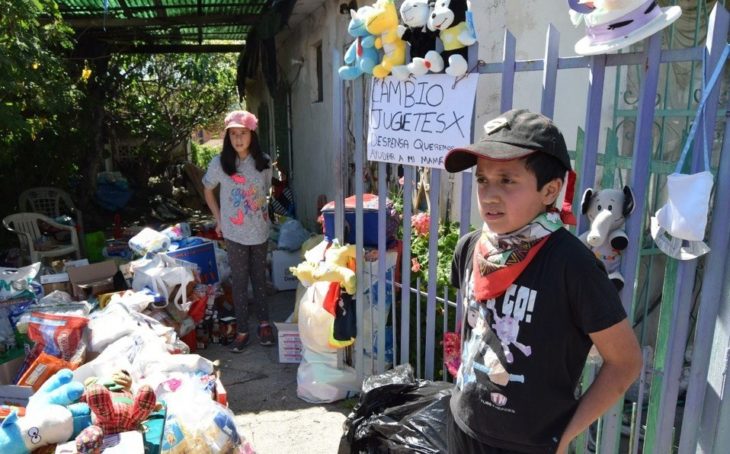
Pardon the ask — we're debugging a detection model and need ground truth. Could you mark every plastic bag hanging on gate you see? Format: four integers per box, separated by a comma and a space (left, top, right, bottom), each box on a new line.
651, 45, 729, 260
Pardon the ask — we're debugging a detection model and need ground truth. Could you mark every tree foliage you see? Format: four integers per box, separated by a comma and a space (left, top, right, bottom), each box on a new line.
0, 0, 80, 151
106, 53, 238, 169
0, 1, 238, 227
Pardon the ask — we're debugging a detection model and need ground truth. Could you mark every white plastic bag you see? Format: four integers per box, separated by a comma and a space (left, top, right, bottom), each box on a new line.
651, 45, 728, 260
297, 281, 336, 353
296, 348, 360, 404
296, 281, 361, 403
277, 219, 311, 251
0, 262, 41, 301
132, 254, 195, 311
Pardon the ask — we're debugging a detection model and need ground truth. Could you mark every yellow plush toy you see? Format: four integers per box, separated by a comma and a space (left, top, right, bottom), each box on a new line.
290, 243, 357, 295
365, 0, 406, 78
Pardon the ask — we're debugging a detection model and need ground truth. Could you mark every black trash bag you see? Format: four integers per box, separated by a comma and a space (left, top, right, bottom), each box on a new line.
339, 364, 453, 454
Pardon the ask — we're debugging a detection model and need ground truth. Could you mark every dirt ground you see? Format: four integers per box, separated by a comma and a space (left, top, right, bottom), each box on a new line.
200, 290, 352, 454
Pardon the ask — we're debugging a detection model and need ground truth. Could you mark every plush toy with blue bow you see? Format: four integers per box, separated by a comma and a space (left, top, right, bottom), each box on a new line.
366, 0, 407, 78
339, 6, 380, 80
0, 369, 91, 454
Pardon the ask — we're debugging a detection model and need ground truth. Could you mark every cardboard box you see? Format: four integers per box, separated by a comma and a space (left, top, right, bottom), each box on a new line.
66, 260, 118, 300
56, 430, 144, 453
271, 250, 301, 291
0, 384, 32, 407
214, 377, 228, 407
0, 354, 25, 385
275, 322, 302, 363
0, 352, 32, 408
40, 272, 71, 295
166, 240, 219, 284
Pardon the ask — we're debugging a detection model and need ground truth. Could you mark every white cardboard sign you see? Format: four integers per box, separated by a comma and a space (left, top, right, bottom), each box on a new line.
367, 74, 478, 168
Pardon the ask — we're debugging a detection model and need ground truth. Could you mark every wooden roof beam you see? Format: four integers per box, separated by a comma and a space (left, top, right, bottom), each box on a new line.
57, 2, 267, 15
54, 13, 258, 28
111, 44, 245, 54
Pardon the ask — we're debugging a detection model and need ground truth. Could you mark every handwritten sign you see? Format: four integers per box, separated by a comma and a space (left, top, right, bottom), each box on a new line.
367, 74, 478, 168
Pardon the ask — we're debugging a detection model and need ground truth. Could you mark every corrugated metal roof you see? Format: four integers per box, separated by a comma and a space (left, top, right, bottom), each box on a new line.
51, 0, 272, 52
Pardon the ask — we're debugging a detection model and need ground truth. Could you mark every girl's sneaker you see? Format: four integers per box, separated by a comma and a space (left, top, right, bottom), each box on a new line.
258, 323, 275, 346
230, 333, 250, 353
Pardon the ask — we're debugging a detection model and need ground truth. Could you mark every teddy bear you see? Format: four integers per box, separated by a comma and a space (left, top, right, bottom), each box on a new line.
0, 369, 91, 454
427, 0, 477, 76
392, 0, 444, 79
579, 186, 635, 290
338, 6, 380, 80
290, 243, 356, 295
365, 0, 407, 78
74, 370, 157, 452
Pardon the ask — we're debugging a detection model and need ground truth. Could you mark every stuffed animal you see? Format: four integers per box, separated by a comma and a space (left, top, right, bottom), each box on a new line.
579, 186, 635, 290
427, 0, 477, 76
0, 369, 91, 454
339, 6, 380, 80
75, 372, 157, 453
290, 243, 357, 294
568, 0, 637, 25
365, 0, 407, 78
395, 0, 444, 79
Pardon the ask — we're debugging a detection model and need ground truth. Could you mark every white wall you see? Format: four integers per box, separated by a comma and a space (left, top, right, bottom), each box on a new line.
450, 0, 619, 228
269, 0, 351, 231
263, 0, 623, 229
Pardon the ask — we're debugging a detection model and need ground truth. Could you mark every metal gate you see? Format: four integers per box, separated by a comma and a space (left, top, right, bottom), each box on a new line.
330, 3, 729, 453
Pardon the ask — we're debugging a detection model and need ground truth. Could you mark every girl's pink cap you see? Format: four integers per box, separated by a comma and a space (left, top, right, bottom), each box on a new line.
224, 110, 258, 131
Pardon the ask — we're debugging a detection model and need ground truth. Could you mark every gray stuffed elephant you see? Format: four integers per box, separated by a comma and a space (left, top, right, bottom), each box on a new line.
579, 186, 635, 290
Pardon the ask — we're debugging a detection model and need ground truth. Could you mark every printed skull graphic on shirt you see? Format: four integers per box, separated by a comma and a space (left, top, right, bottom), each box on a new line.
456, 268, 533, 408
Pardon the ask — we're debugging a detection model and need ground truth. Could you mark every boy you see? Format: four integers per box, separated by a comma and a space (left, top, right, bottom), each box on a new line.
444, 109, 642, 453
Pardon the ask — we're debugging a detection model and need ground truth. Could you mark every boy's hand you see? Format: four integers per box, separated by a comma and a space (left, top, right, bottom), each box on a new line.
557, 319, 642, 451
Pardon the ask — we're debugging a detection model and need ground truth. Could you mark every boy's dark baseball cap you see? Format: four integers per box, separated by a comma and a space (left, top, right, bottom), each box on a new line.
444, 109, 572, 173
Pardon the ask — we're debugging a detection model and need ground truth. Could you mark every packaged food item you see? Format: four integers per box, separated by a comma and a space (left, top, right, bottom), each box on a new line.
219, 317, 236, 346
17, 351, 73, 391
162, 223, 192, 242
27, 312, 89, 366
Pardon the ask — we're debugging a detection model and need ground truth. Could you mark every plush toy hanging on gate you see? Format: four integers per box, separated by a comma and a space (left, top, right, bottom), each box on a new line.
569, 0, 682, 56
427, 0, 477, 76
338, 6, 380, 80
391, 0, 443, 80
365, 0, 407, 78
579, 186, 635, 290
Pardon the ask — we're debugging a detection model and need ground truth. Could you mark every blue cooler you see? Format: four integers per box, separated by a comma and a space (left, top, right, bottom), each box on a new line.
320, 194, 396, 247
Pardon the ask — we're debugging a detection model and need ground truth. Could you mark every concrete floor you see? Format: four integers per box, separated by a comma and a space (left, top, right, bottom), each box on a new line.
200, 290, 351, 454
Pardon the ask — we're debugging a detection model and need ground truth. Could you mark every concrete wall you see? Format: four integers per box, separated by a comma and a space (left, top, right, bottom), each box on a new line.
247, 0, 351, 231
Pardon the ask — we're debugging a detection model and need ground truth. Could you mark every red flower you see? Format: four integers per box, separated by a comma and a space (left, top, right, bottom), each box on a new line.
411, 258, 421, 273
411, 212, 430, 237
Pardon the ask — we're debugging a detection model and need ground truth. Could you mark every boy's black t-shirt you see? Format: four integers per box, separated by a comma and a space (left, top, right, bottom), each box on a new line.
450, 227, 626, 453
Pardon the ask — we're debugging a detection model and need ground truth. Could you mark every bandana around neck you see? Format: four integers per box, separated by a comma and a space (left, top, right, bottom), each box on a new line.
472, 212, 564, 301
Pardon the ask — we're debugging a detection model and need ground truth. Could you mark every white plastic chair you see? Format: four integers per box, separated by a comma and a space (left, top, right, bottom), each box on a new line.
3, 212, 82, 264
19, 186, 84, 234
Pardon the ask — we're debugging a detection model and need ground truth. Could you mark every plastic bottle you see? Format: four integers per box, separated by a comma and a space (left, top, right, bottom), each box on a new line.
211, 319, 221, 344
161, 222, 192, 241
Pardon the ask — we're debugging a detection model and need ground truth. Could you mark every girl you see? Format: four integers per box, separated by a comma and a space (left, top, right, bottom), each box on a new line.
203, 110, 274, 351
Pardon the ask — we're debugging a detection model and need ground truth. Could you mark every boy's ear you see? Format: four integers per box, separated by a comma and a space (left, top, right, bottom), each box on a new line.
542, 178, 563, 206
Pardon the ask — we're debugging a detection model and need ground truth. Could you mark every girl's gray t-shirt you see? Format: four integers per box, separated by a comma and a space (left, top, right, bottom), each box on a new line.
203, 154, 272, 245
